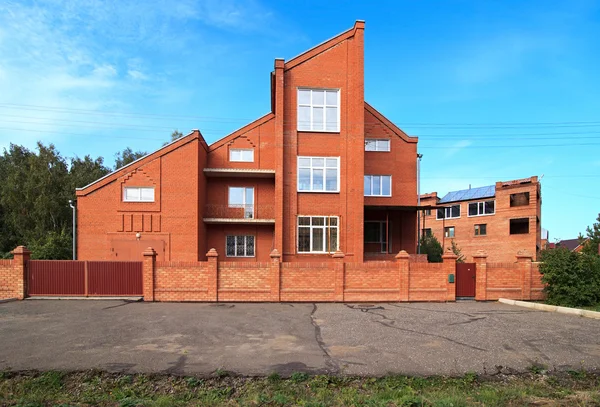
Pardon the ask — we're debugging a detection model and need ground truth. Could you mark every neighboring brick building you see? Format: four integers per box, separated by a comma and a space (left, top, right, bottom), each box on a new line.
75, 21, 420, 263
419, 177, 542, 262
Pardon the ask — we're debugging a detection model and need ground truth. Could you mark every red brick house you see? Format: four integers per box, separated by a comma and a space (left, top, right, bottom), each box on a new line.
75, 21, 420, 263
419, 177, 542, 263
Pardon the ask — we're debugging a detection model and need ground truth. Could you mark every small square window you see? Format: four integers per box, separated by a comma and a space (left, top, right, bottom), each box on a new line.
444, 227, 455, 238
229, 149, 254, 162
474, 224, 487, 236
510, 218, 529, 234
422, 228, 432, 237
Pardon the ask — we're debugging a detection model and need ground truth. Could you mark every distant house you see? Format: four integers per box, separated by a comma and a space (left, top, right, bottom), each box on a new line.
419, 177, 542, 262
548, 238, 589, 253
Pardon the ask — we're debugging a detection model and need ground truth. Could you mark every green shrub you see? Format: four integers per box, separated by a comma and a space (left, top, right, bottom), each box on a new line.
539, 247, 600, 307
419, 234, 443, 263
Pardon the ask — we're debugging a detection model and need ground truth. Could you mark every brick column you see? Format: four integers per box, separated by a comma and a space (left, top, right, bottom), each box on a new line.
206, 248, 218, 302
395, 250, 410, 302
142, 247, 156, 302
270, 249, 281, 302
11, 246, 30, 300
473, 250, 488, 301
332, 250, 345, 302
516, 250, 533, 300
442, 248, 457, 302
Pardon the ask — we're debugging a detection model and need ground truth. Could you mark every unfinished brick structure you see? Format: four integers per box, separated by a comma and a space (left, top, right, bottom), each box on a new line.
75, 21, 419, 263
420, 177, 542, 263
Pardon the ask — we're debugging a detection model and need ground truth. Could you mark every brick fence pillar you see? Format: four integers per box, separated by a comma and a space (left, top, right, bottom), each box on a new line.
206, 248, 218, 302
332, 250, 345, 302
442, 248, 457, 302
473, 250, 488, 301
11, 246, 30, 300
270, 249, 281, 302
142, 247, 156, 302
395, 250, 410, 302
516, 250, 533, 300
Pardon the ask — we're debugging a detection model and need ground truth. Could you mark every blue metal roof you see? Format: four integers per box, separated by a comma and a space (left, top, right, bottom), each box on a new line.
439, 185, 495, 203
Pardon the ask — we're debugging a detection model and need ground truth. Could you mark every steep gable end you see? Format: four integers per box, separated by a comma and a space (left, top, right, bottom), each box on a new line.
364, 102, 418, 144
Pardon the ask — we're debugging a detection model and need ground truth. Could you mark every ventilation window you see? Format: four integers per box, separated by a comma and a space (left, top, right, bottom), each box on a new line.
510, 218, 529, 234
510, 192, 530, 207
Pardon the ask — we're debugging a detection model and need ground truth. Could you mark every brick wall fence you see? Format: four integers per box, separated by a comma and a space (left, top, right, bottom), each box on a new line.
0, 246, 543, 302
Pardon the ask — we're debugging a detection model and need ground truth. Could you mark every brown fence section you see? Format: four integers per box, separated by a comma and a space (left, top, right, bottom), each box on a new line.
27, 260, 142, 297
28, 261, 85, 296
87, 261, 143, 296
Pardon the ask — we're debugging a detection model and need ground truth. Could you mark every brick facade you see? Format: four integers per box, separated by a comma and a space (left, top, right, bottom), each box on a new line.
420, 177, 542, 263
75, 21, 419, 263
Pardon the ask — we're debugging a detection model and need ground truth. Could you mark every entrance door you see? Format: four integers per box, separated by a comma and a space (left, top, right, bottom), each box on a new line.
456, 263, 476, 297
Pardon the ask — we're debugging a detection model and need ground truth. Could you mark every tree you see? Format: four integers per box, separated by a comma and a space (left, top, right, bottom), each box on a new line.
163, 130, 184, 146
68, 155, 110, 198
582, 213, 600, 256
419, 234, 443, 263
114, 147, 146, 170
451, 239, 466, 263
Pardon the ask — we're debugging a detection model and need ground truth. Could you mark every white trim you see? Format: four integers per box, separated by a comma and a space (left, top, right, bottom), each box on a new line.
123, 186, 155, 202
467, 200, 496, 217
225, 235, 256, 257
297, 215, 339, 254
365, 139, 390, 152
364, 175, 392, 197
436, 204, 461, 220
297, 156, 340, 193
297, 88, 340, 132
229, 148, 254, 162
228, 186, 254, 219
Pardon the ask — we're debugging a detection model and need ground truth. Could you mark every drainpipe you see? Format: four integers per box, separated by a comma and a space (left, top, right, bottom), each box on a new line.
416, 153, 423, 254
69, 200, 76, 260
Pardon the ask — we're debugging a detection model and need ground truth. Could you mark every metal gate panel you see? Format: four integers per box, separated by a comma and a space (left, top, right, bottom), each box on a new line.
456, 263, 476, 297
28, 261, 85, 296
87, 261, 143, 296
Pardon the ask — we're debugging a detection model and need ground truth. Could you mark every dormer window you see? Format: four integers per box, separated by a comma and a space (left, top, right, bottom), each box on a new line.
123, 187, 154, 202
297, 88, 340, 132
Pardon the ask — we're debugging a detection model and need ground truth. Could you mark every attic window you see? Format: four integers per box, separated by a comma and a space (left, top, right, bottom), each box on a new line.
510, 192, 530, 207
230, 149, 254, 162
297, 89, 340, 132
123, 187, 154, 202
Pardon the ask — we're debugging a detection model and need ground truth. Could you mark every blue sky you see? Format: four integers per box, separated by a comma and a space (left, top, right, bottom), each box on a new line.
0, 0, 599, 241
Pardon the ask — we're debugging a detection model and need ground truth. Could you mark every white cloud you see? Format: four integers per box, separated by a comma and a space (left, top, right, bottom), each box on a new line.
444, 140, 472, 158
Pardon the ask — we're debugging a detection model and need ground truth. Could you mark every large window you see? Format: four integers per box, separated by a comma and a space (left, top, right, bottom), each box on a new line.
510, 218, 529, 234
468, 200, 495, 216
297, 216, 338, 253
365, 139, 390, 152
364, 175, 392, 197
437, 205, 460, 220
297, 89, 340, 132
123, 187, 154, 202
365, 221, 390, 253
229, 149, 254, 162
226, 236, 255, 257
228, 187, 254, 218
297, 157, 339, 192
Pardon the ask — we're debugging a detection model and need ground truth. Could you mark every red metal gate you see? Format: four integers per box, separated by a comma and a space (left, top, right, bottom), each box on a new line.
456, 263, 476, 297
28, 260, 143, 297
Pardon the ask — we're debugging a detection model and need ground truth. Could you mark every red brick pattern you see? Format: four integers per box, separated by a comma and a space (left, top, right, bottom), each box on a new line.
0, 247, 30, 300
154, 261, 209, 302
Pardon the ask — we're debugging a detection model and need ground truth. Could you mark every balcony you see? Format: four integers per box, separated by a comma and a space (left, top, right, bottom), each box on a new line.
203, 204, 275, 224
203, 168, 275, 178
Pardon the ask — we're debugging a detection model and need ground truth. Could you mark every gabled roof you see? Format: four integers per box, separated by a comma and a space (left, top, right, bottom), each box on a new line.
364, 102, 418, 144
76, 130, 208, 197
284, 20, 365, 71
208, 113, 274, 151
556, 238, 587, 251
439, 185, 496, 204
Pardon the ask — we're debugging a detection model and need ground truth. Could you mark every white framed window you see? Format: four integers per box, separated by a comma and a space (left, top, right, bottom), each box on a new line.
226, 235, 255, 257
229, 149, 254, 162
297, 157, 340, 192
123, 187, 155, 202
364, 175, 392, 197
365, 139, 390, 152
297, 216, 338, 253
297, 88, 340, 132
437, 205, 460, 220
228, 187, 254, 219
468, 200, 495, 217
444, 226, 455, 238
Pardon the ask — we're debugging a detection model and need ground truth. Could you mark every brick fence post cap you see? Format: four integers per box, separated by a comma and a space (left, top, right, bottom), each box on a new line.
206, 248, 219, 258
11, 246, 31, 255
331, 250, 345, 259
143, 247, 157, 256
473, 250, 488, 258
442, 247, 458, 259
270, 249, 281, 258
395, 250, 410, 259
516, 250, 533, 259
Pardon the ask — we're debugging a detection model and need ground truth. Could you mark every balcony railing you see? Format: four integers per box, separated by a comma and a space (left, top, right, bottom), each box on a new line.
204, 204, 275, 223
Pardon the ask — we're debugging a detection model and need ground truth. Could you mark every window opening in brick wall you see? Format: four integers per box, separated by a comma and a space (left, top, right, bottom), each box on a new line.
510, 218, 529, 234
510, 192, 530, 207
226, 235, 255, 257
